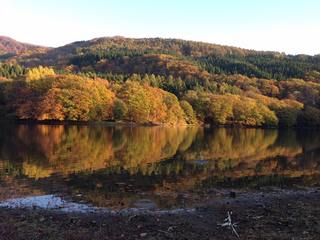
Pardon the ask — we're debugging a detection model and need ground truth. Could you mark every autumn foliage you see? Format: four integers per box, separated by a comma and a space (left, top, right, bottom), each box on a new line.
4, 73, 115, 121
1, 37, 320, 127
1, 71, 190, 124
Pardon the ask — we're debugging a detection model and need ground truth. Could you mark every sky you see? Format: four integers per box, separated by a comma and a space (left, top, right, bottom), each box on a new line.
1, 0, 319, 55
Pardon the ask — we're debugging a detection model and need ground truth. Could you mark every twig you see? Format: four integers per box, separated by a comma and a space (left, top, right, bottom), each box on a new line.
157, 230, 169, 234
128, 214, 138, 222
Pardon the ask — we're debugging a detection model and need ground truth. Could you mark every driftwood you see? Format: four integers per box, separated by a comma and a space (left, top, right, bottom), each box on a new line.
219, 211, 240, 238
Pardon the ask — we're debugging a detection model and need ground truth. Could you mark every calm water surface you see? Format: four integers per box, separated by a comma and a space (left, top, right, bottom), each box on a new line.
0, 124, 319, 210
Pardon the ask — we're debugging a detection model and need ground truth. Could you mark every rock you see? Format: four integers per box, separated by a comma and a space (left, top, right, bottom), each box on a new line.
140, 233, 147, 237
229, 191, 236, 198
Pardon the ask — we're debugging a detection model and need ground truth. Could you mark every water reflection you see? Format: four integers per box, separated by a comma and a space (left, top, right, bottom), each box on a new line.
0, 124, 319, 209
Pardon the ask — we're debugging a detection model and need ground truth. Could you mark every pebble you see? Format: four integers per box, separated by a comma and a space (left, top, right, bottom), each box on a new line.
140, 233, 147, 237
229, 191, 236, 198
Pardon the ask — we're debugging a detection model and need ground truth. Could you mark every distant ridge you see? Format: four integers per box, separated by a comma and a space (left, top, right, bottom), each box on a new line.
0, 36, 49, 55
1, 36, 319, 81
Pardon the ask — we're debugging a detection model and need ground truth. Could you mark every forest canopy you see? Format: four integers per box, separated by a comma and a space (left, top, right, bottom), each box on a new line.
0, 37, 320, 127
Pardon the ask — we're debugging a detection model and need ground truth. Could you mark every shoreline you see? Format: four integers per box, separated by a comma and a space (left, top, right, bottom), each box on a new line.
0, 119, 190, 127
1, 119, 320, 129
1, 188, 319, 239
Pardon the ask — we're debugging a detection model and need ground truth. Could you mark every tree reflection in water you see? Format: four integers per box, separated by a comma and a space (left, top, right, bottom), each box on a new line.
0, 124, 319, 209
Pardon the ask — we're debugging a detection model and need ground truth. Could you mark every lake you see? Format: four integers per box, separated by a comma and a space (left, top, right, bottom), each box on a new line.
0, 123, 319, 210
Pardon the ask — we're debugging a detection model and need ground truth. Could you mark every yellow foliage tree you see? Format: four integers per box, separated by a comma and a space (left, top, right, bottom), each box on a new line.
26, 66, 55, 81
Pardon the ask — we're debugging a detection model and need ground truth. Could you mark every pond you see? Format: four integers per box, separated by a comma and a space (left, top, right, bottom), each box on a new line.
0, 123, 319, 210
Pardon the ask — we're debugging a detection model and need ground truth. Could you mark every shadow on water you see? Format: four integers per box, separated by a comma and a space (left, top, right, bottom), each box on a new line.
0, 123, 319, 210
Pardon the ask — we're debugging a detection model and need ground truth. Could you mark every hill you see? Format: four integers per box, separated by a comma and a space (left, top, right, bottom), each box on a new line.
0, 36, 320, 127
1, 36, 320, 80
0, 36, 49, 59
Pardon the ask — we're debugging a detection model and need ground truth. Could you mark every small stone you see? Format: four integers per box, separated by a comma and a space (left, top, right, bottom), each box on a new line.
140, 233, 147, 237
229, 191, 236, 198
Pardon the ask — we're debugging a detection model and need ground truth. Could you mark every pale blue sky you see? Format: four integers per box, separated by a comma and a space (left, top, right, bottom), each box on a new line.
1, 0, 319, 54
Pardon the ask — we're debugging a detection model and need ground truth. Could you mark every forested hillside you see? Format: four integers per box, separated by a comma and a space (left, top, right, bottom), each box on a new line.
0, 36, 48, 58
0, 37, 319, 127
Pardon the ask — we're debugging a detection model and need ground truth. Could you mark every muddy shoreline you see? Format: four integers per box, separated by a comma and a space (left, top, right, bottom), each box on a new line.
1, 189, 319, 240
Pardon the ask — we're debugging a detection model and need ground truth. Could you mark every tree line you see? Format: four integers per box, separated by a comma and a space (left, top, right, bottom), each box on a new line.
0, 65, 319, 127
